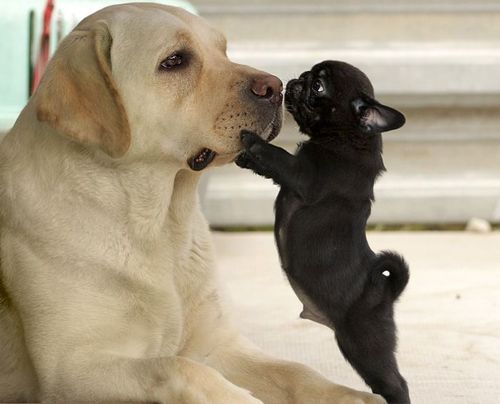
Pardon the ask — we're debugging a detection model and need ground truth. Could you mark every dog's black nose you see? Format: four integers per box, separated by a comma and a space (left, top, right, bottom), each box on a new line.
251, 75, 283, 104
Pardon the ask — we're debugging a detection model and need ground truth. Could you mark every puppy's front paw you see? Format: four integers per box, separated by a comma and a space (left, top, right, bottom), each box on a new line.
240, 130, 269, 164
240, 130, 264, 150
235, 152, 252, 168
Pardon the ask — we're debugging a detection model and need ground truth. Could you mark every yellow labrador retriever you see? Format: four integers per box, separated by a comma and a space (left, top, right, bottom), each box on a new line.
0, 3, 384, 403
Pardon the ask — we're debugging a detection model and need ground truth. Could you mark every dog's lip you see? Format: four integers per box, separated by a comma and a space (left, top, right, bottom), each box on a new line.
228, 115, 281, 163
188, 148, 217, 171
261, 109, 281, 142
268, 118, 281, 141
190, 110, 282, 168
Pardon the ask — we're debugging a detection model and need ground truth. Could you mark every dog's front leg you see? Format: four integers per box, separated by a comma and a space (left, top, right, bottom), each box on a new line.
236, 130, 313, 201
206, 334, 386, 404
39, 353, 262, 403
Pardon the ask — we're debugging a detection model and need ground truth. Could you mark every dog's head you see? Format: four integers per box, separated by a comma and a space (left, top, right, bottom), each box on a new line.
285, 61, 404, 138
34, 4, 283, 170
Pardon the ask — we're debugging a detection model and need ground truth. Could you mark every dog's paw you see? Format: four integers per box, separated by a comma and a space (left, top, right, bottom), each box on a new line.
206, 381, 264, 404
338, 391, 387, 404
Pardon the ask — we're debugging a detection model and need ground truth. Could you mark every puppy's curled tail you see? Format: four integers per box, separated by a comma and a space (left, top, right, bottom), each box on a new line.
363, 251, 410, 307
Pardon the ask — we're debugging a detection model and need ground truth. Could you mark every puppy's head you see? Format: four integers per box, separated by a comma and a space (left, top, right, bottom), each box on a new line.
285, 61, 404, 138
35, 4, 283, 170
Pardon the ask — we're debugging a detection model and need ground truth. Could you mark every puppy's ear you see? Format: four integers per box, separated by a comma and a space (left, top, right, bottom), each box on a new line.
352, 97, 405, 134
35, 21, 130, 158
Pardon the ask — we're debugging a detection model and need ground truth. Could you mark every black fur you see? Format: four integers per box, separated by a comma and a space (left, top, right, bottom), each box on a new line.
236, 61, 410, 403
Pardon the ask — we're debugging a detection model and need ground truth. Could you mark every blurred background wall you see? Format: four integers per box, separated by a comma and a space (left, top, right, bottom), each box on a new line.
2, 0, 500, 227
191, 0, 500, 227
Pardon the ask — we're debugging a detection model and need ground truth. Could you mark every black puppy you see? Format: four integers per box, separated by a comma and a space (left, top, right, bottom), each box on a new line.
236, 61, 410, 404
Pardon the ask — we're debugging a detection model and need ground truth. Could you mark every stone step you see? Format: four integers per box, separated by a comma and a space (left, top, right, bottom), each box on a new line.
193, 0, 500, 108
201, 117, 500, 226
202, 167, 500, 227
192, 0, 500, 226
278, 105, 500, 144
226, 42, 500, 107
193, 0, 500, 43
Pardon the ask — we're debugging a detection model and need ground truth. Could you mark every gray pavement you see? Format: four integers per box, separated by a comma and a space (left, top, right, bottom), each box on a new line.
214, 231, 500, 404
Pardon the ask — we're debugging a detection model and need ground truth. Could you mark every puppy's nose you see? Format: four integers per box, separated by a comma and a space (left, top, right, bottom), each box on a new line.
251, 75, 283, 104
285, 79, 303, 100
286, 78, 301, 93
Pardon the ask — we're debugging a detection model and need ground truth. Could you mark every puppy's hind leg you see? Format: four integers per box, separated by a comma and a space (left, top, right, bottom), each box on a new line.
335, 310, 409, 404
333, 253, 410, 404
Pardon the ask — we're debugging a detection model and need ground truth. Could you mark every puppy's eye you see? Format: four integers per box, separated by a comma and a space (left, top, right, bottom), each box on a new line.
159, 53, 184, 70
312, 79, 324, 93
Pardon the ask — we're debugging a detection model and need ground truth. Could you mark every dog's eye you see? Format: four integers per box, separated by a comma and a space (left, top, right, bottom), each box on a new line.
159, 53, 184, 70
312, 79, 324, 93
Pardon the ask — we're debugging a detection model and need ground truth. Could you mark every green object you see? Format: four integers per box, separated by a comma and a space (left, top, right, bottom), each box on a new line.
0, 0, 197, 133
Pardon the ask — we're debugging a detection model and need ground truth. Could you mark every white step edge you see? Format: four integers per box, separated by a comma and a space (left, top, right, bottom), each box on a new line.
227, 43, 500, 98
202, 174, 500, 226
197, 1, 500, 15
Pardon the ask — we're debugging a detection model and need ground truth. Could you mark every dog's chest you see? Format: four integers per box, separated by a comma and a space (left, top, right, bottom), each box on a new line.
128, 227, 219, 359
113, 257, 211, 359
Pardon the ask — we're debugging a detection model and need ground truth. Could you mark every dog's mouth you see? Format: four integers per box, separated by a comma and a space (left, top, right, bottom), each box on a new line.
187, 110, 282, 171
261, 109, 281, 142
188, 148, 217, 171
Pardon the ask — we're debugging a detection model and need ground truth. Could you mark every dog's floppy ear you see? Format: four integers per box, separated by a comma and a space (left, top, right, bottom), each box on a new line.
352, 97, 405, 135
35, 21, 130, 158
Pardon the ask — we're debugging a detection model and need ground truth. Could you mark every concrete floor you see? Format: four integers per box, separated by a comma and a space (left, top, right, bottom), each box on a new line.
213, 231, 500, 404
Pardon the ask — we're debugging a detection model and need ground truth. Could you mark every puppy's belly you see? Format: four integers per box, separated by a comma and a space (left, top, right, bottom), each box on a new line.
288, 278, 333, 328
275, 192, 303, 269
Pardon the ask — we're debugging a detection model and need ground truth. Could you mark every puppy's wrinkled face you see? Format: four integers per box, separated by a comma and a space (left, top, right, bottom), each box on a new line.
285, 61, 373, 136
285, 60, 404, 137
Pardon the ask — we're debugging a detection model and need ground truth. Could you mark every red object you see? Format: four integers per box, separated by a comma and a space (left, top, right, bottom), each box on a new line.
32, 0, 54, 93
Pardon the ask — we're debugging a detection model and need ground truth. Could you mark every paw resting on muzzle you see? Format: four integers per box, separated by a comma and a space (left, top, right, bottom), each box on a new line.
187, 74, 283, 171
